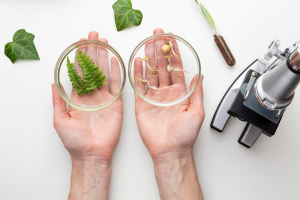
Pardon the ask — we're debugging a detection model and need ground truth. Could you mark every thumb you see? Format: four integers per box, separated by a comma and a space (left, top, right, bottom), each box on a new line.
52, 83, 69, 119
188, 75, 205, 117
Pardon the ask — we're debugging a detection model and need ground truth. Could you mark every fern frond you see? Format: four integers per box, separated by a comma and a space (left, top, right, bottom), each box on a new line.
66, 50, 106, 96
76, 50, 106, 92
66, 57, 86, 96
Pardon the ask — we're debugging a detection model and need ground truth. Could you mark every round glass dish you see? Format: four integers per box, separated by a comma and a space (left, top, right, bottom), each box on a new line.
54, 40, 126, 111
129, 33, 201, 106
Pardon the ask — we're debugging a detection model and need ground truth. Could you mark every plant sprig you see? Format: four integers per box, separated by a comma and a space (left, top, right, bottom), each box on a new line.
5, 29, 40, 63
67, 50, 106, 96
67, 57, 86, 95
194, 0, 218, 35
112, 0, 143, 31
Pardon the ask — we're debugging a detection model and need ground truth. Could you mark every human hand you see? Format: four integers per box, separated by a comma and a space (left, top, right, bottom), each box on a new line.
134, 28, 205, 163
52, 31, 123, 200
134, 28, 204, 200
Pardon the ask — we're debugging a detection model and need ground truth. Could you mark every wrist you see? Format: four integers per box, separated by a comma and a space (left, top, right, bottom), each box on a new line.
152, 148, 193, 166
71, 154, 112, 165
69, 155, 112, 200
153, 151, 203, 200
153, 150, 194, 177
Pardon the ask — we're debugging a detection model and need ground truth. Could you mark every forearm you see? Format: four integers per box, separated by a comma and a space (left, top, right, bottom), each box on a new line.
154, 151, 204, 200
68, 155, 112, 200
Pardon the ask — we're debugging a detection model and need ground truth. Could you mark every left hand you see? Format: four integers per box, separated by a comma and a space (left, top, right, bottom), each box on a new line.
134, 28, 205, 163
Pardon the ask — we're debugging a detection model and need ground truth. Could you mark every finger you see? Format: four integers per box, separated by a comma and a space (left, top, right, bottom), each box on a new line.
153, 28, 170, 87
52, 83, 69, 120
188, 75, 204, 116
166, 32, 185, 85
145, 39, 158, 88
86, 31, 99, 66
98, 38, 110, 92
134, 57, 146, 100
111, 57, 121, 96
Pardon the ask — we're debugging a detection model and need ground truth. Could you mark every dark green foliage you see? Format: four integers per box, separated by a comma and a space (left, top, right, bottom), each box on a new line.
67, 50, 106, 96
5, 29, 40, 63
67, 57, 86, 95
77, 50, 106, 94
112, 0, 143, 31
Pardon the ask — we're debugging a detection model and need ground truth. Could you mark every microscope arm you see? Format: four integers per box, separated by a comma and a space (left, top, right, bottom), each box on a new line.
211, 59, 267, 132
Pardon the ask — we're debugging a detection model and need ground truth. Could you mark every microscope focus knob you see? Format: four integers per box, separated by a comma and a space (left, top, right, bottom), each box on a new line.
264, 40, 281, 61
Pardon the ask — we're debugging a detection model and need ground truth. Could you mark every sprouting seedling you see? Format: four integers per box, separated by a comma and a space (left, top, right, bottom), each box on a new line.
166, 64, 172, 73
139, 79, 173, 90
165, 56, 189, 73
143, 57, 160, 75
174, 68, 189, 74
166, 63, 189, 74
166, 57, 189, 80
168, 64, 181, 80
161, 39, 179, 59
194, 0, 218, 35
157, 55, 176, 60
161, 43, 171, 53
167, 57, 181, 80
168, 40, 179, 60
139, 79, 148, 84
157, 54, 189, 77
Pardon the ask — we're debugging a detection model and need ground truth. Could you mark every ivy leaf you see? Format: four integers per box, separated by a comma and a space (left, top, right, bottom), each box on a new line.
112, 0, 143, 31
194, 0, 217, 34
4, 29, 40, 63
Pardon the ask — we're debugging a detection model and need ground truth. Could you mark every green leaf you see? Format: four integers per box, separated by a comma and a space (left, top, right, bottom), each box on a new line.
67, 50, 106, 96
66, 57, 86, 96
4, 29, 40, 63
112, 0, 143, 31
194, 0, 217, 34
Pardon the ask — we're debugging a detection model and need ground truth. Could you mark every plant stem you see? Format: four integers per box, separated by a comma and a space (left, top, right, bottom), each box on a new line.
194, 0, 218, 35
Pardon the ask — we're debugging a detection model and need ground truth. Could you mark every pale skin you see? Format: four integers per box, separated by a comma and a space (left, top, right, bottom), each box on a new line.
52, 29, 205, 200
134, 28, 205, 200
52, 31, 123, 200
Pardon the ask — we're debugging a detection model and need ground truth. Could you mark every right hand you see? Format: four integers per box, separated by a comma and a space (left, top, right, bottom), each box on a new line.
52, 31, 123, 164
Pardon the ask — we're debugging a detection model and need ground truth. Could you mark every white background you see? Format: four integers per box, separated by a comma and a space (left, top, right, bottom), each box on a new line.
0, 0, 300, 199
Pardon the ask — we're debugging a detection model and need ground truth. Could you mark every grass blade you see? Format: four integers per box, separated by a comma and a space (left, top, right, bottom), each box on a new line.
194, 0, 218, 34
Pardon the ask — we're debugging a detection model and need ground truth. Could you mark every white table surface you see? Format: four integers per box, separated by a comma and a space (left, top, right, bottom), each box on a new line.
1, 0, 300, 199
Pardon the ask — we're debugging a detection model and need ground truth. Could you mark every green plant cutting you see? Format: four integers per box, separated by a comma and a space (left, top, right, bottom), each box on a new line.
194, 0, 217, 34
67, 50, 106, 96
4, 29, 40, 63
112, 0, 143, 31
194, 0, 236, 66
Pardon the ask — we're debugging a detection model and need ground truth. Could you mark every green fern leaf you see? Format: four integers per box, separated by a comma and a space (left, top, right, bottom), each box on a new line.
66, 50, 106, 96
76, 50, 106, 93
66, 57, 86, 96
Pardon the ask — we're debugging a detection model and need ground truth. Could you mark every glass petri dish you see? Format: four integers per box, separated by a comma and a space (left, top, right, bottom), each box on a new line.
54, 40, 126, 111
128, 33, 201, 106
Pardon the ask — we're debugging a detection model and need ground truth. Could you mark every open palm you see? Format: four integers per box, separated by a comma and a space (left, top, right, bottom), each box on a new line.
52, 31, 123, 162
134, 28, 205, 162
